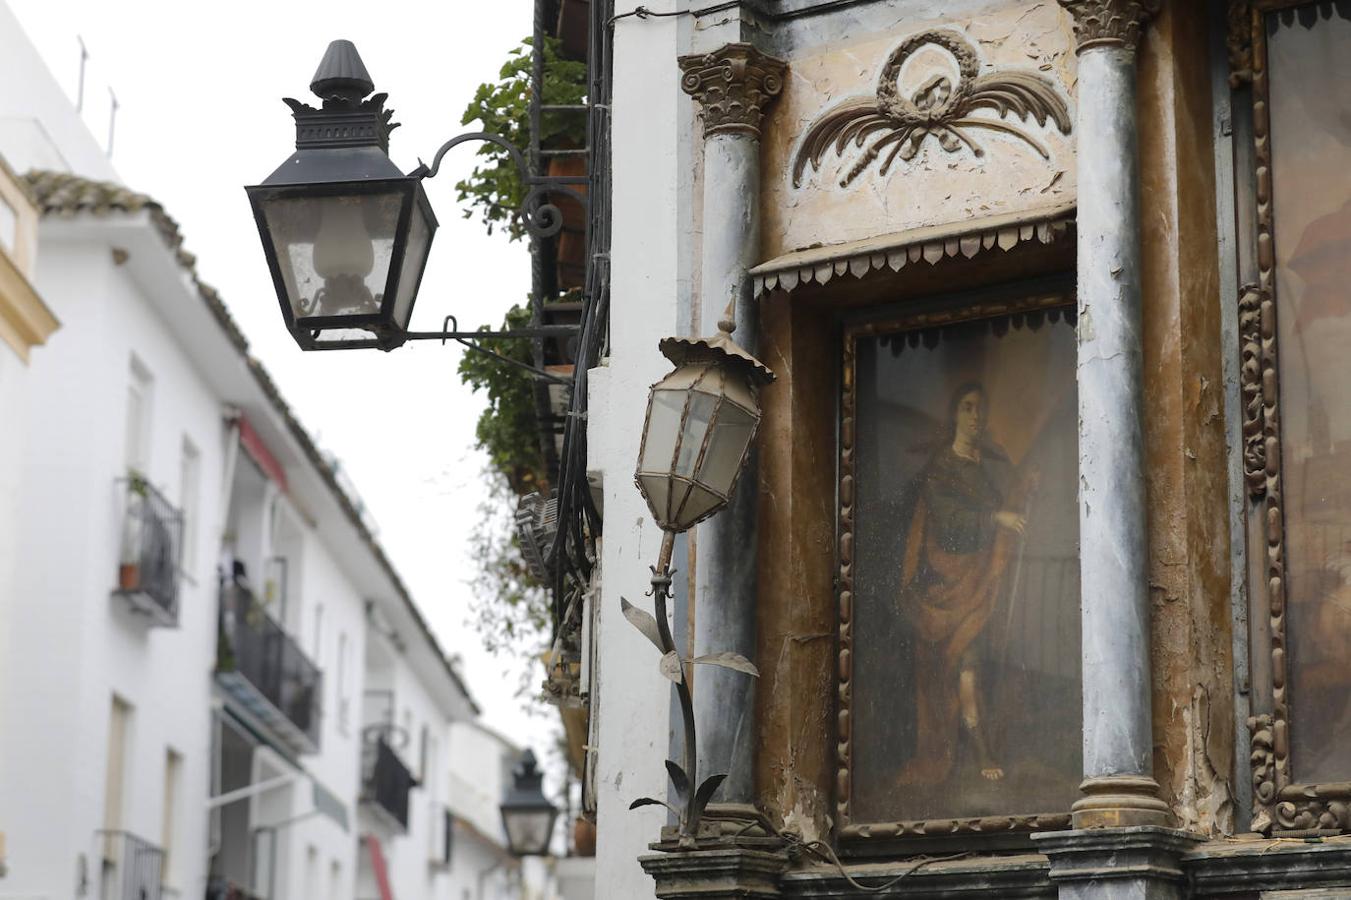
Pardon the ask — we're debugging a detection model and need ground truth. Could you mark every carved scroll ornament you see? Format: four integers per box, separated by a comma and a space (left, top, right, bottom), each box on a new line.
1057, 0, 1163, 52
1238, 283, 1271, 497
679, 43, 787, 140
792, 30, 1071, 188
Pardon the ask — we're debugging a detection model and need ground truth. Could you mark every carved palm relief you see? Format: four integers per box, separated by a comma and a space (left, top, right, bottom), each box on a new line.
792, 30, 1072, 189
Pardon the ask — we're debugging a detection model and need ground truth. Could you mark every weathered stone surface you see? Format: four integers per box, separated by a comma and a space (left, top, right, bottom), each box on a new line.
641, 846, 791, 899
1036, 827, 1204, 900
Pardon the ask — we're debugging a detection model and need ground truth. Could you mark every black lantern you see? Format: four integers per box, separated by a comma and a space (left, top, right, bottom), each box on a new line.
635, 311, 775, 533
246, 40, 437, 351
498, 749, 557, 857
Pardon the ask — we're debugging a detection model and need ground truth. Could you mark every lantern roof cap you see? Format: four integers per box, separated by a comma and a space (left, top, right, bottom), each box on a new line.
311, 39, 375, 103
658, 302, 775, 385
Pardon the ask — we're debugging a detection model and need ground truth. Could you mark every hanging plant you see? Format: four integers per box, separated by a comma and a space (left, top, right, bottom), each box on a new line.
455, 37, 588, 241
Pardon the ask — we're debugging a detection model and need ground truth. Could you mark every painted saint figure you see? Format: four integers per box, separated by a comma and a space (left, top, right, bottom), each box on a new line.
896, 382, 1034, 787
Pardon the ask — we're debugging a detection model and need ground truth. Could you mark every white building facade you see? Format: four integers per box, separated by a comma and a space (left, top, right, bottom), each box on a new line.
0, 5, 529, 899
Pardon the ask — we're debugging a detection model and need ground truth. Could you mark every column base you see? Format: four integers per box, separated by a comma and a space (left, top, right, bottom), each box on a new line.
640, 846, 790, 900
1033, 826, 1205, 900
1072, 775, 1171, 828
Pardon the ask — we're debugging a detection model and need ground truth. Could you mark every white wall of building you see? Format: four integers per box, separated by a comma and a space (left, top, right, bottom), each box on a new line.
0, 231, 223, 899
586, 3, 697, 896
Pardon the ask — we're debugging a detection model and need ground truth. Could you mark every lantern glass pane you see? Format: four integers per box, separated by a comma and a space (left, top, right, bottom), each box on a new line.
641, 389, 686, 473
697, 400, 755, 497
673, 481, 723, 531
391, 199, 433, 330
674, 390, 717, 477
503, 809, 554, 855
637, 473, 671, 525
263, 192, 403, 321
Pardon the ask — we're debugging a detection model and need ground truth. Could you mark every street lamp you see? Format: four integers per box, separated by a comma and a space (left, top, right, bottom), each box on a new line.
246, 39, 581, 359
623, 309, 774, 845
499, 749, 558, 857
246, 40, 437, 351
635, 309, 775, 532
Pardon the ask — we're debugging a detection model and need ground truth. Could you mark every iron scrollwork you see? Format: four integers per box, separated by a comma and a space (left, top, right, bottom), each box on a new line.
792, 30, 1071, 189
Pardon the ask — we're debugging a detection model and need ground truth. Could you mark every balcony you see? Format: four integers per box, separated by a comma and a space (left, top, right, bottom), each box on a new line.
112, 476, 183, 628
360, 732, 416, 833
98, 830, 163, 900
215, 582, 322, 755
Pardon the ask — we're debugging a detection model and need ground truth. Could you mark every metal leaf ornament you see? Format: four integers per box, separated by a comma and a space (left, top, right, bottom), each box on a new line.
792, 30, 1072, 188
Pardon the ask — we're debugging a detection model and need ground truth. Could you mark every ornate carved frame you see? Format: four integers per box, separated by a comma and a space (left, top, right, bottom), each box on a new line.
1233, 0, 1351, 835
835, 286, 1077, 854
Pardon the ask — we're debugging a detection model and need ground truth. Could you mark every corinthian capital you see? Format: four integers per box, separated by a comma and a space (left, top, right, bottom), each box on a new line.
1058, 0, 1162, 52
678, 43, 787, 139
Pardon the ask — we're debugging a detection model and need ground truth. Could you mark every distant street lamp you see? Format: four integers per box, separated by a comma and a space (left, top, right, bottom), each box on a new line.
623, 308, 774, 845
246, 39, 581, 360
499, 749, 558, 857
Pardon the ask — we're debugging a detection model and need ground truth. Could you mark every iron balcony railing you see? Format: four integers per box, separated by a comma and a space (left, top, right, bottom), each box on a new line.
216, 581, 322, 753
98, 830, 163, 900
361, 732, 416, 832
113, 476, 184, 627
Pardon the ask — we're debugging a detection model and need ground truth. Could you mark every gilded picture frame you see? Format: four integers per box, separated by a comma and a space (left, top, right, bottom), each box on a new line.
1234, 0, 1351, 835
835, 284, 1081, 854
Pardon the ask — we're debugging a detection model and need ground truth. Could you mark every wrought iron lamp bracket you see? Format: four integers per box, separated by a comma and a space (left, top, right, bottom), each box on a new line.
397, 130, 588, 384
408, 130, 589, 240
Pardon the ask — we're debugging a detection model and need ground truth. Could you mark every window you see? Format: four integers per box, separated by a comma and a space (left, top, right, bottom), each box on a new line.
1237, 0, 1351, 834
124, 357, 153, 475
336, 632, 350, 734
161, 749, 182, 887
178, 439, 201, 574
312, 603, 324, 662
104, 696, 132, 833
419, 725, 432, 784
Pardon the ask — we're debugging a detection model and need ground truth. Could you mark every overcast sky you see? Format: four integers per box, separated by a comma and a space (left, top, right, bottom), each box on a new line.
7, 0, 557, 756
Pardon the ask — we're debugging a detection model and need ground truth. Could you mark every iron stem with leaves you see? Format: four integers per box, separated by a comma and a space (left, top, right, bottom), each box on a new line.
623, 530, 758, 845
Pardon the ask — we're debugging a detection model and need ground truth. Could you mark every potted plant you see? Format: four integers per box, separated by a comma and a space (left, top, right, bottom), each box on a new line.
118, 470, 150, 592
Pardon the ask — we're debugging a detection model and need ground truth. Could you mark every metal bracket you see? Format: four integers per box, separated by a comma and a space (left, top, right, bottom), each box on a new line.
406, 315, 577, 387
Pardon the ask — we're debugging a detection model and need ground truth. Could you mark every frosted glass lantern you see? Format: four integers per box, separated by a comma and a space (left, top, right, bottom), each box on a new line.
635, 317, 775, 533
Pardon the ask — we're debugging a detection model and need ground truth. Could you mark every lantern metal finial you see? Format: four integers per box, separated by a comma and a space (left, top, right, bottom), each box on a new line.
310, 39, 375, 103
717, 298, 737, 336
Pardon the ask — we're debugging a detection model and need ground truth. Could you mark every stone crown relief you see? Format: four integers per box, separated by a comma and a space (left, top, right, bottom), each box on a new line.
791, 30, 1072, 189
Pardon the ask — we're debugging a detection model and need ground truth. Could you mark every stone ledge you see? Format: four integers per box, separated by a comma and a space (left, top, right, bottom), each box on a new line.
641, 846, 791, 899
1186, 835, 1351, 896
1033, 826, 1205, 886
781, 852, 1053, 899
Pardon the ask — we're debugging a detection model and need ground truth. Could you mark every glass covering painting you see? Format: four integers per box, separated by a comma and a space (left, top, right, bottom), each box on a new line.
845, 303, 1081, 826
1265, 4, 1351, 785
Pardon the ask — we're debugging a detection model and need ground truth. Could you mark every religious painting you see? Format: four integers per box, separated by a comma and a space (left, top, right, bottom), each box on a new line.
1240, 0, 1351, 833
837, 290, 1082, 839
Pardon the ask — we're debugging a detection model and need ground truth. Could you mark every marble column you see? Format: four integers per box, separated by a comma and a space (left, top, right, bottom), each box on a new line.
1058, 0, 1171, 830
677, 44, 786, 811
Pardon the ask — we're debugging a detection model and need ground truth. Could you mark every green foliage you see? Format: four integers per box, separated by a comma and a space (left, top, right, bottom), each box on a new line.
455, 37, 588, 241
466, 475, 551, 662
456, 304, 548, 496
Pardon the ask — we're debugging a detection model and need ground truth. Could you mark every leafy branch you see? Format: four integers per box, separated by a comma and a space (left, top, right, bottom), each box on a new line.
455, 37, 588, 241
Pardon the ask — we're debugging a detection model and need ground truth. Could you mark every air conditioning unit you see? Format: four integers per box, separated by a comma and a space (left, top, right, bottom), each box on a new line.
515, 491, 559, 582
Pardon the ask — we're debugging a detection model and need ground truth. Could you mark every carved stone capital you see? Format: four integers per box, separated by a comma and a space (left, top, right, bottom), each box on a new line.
678, 43, 787, 139
1058, 0, 1163, 53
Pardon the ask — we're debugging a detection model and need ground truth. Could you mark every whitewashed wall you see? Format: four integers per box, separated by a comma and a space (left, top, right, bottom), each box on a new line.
0, 236, 223, 900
